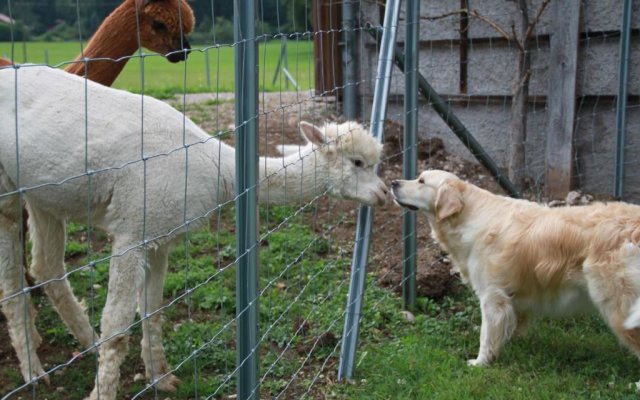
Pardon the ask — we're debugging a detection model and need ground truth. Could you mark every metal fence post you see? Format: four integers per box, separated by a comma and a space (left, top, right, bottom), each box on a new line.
234, 0, 259, 399
338, 0, 401, 380
205, 49, 211, 92
614, 0, 633, 198
403, 0, 419, 310
342, 0, 359, 119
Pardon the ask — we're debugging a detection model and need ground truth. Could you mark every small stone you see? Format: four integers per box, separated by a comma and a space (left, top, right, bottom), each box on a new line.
133, 373, 145, 382
400, 310, 415, 323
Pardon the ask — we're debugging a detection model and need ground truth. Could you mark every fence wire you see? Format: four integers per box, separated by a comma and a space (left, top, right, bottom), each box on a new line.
0, 0, 638, 399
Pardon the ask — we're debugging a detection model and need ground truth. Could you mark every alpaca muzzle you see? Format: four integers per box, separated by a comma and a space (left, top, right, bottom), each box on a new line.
166, 37, 191, 62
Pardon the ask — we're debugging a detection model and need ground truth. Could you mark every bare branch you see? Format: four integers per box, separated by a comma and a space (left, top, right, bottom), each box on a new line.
524, 0, 551, 40
421, 9, 466, 21
420, 8, 512, 41
468, 9, 512, 41
510, 23, 524, 51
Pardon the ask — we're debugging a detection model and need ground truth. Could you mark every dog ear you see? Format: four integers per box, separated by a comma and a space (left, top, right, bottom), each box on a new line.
435, 181, 464, 221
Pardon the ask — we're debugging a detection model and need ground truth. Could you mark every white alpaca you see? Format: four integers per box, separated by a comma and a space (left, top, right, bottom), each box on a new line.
0, 66, 386, 399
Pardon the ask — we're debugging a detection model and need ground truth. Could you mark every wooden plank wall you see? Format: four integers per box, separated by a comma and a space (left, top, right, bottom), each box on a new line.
544, 0, 581, 197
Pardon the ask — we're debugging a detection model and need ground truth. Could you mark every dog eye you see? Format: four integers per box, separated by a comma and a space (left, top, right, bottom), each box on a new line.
152, 20, 167, 31
418, 178, 424, 184
352, 159, 363, 168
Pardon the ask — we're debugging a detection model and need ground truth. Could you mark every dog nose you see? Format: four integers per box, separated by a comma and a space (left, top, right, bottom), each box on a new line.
391, 180, 399, 189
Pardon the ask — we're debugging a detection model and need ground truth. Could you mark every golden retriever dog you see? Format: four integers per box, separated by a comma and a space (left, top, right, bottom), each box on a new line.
391, 169, 640, 368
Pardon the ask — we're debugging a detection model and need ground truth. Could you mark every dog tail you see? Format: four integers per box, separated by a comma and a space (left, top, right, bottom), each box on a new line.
622, 242, 640, 330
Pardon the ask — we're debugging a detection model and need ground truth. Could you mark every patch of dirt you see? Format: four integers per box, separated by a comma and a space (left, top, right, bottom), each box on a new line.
184, 91, 505, 298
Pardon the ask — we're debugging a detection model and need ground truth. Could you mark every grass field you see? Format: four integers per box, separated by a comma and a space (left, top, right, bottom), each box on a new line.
0, 40, 314, 97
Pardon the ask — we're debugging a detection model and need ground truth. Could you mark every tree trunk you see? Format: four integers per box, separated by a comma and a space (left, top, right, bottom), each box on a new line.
508, 0, 530, 190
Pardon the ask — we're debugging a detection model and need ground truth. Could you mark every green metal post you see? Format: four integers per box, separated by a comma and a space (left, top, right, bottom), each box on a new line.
614, 0, 633, 198
403, 0, 419, 310
342, 0, 360, 119
234, 1, 259, 399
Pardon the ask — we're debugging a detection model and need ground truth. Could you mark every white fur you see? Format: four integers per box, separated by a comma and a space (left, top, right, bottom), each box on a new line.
0, 66, 387, 399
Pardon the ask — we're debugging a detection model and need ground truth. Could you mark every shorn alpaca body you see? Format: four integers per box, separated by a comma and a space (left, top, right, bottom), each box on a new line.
0, 66, 386, 399
0, 0, 195, 386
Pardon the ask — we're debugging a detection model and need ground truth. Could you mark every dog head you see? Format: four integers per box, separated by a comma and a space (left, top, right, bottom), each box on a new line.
391, 170, 465, 221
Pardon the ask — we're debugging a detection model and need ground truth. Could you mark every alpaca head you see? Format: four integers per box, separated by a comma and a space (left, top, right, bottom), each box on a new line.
298, 121, 388, 206
134, 0, 195, 62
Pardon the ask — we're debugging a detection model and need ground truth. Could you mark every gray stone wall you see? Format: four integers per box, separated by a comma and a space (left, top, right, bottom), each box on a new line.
358, 0, 640, 200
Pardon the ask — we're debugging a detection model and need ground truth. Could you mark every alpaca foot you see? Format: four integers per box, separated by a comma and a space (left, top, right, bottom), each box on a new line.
467, 358, 490, 367
21, 358, 49, 385
153, 373, 181, 392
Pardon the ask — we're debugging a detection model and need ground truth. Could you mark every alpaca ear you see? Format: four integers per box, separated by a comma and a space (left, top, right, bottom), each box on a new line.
299, 121, 325, 146
435, 181, 464, 221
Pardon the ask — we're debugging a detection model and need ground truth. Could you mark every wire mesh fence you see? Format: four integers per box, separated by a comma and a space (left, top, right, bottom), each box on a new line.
0, 0, 639, 399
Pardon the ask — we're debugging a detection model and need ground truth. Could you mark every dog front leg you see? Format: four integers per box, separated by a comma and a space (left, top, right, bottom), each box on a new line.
468, 290, 517, 366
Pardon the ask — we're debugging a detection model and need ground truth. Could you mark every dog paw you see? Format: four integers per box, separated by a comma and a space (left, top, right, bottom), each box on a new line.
153, 373, 181, 392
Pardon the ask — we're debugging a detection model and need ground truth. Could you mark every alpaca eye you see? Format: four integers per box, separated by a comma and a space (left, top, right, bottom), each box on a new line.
418, 178, 425, 184
353, 159, 363, 168
152, 20, 167, 31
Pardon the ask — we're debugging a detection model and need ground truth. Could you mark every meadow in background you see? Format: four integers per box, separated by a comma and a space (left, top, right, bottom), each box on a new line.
0, 39, 314, 97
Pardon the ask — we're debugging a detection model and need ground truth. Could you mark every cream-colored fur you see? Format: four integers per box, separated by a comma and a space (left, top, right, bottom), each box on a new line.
392, 169, 640, 371
0, 66, 387, 399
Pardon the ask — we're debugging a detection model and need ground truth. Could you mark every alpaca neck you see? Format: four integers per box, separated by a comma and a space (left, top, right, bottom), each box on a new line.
65, 0, 139, 86
257, 146, 330, 204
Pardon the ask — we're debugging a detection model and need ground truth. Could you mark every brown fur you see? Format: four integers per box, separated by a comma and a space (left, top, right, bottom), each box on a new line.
392, 170, 640, 376
65, 0, 194, 86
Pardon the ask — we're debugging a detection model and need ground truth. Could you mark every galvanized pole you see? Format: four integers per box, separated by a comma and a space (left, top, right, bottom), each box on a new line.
614, 0, 633, 198
342, 0, 359, 119
338, 0, 401, 380
234, 0, 259, 399
402, 0, 419, 310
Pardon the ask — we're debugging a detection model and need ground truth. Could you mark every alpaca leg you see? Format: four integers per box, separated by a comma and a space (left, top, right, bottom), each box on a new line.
87, 240, 145, 400
468, 289, 517, 366
138, 246, 180, 392
28, 206, 97, 349
0, 200, 47, 384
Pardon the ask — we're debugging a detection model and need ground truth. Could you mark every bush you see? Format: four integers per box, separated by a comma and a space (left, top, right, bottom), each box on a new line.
0, 22, 28, 41
35, 21, 80, 42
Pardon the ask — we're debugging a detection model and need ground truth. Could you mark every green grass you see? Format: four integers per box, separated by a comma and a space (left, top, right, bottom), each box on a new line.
334, 292, 640, 400
0, 40, 314, 97
5, 205, 640, 398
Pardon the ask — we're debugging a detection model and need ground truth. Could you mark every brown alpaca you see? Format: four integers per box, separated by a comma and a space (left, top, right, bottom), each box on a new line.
64, 0, 195, 86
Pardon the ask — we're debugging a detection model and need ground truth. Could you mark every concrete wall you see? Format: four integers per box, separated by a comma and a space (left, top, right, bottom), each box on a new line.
358, 0, 640, 200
